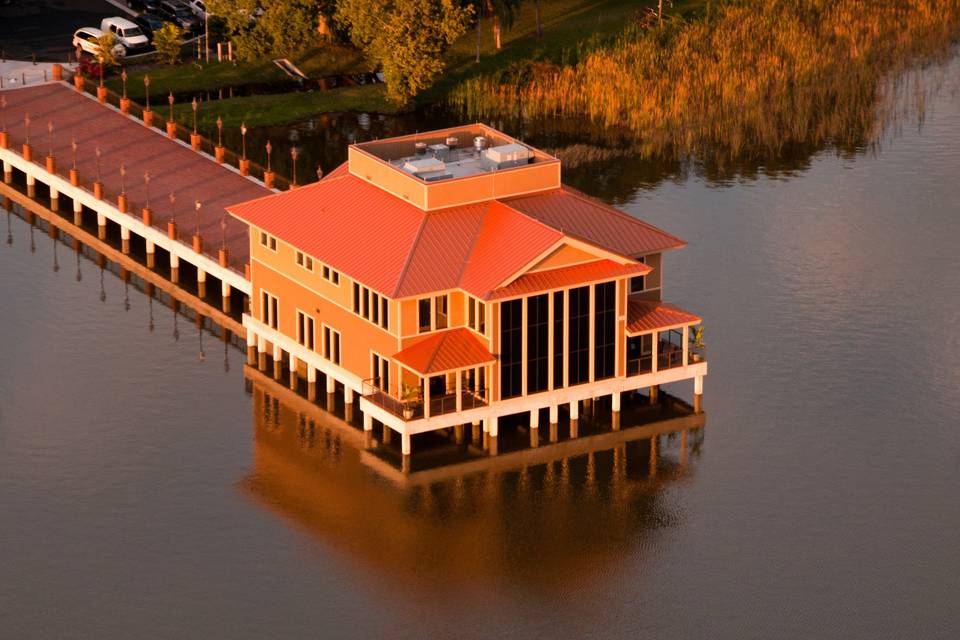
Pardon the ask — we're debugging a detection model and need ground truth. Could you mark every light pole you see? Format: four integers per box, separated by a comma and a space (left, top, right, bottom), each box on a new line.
265, 140, 272, 172
290, 147, 298, 187
144, 74, 150, 110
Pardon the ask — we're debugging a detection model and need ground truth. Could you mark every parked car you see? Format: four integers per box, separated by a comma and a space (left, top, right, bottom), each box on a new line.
72, 28, 127, 59
125, 0, 160, 11
133, 13, 166, 41
186, 0, 207, 19
100, 17, 150, 54
157, 0, 201, 34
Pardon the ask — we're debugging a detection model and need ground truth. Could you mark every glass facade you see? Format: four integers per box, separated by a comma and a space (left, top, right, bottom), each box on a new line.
594, 282, 616, 380
526, 294, 549, 394
500, 299, 523, 399
567, 286, 590, 385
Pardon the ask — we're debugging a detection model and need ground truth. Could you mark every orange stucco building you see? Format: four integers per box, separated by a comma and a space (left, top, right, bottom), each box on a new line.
228, 124, 707, 457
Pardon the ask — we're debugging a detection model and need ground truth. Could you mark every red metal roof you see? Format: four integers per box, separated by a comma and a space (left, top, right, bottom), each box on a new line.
392, 328, 495, 375
627, 300, 702, 334
490, 260, 651, 300
504, 186, 686, 256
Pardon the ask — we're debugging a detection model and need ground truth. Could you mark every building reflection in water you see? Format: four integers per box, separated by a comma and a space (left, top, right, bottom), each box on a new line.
241, 367, 706, 590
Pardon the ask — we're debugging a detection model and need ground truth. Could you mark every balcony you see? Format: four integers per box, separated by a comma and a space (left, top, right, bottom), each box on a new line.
362, 378, 487, 422
626, 340, 705, 376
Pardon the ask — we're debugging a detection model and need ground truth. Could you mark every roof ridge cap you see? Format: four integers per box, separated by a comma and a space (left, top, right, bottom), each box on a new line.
391, 212, 430, 298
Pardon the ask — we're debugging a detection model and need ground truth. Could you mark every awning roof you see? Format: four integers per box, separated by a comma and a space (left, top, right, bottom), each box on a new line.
393, 328, 495, 376
489, 259, 650, 300
626, 300, 702, 335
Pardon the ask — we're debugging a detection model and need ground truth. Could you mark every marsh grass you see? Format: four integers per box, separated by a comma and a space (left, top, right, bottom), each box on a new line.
450, 0, 960, 165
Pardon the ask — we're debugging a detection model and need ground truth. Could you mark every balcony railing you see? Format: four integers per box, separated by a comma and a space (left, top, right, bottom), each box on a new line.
362, 378, 487, 422
627, 341, 705, 376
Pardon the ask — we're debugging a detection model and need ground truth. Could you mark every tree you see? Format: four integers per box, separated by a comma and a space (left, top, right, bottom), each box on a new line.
153, 23, 184, 65
96, 33, 119, 68
336, 0, 473, 104
207, 0, 321, 61
485, 0, 520, 50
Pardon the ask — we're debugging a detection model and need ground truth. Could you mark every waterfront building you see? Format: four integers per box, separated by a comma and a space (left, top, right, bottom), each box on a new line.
227, 124, 707, 457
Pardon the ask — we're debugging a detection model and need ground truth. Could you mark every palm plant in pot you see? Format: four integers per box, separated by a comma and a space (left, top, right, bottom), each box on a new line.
689, 325, 706, 362
400, 382, 421, 420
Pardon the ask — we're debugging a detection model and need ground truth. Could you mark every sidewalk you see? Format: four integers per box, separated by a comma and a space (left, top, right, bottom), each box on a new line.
0, 60, 76, 91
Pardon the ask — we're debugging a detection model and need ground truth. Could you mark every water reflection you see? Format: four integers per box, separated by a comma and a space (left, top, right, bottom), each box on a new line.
241, 369, 705, 590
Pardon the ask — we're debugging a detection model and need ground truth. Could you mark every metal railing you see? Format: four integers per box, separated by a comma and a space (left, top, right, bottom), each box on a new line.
362, 378, 487, 421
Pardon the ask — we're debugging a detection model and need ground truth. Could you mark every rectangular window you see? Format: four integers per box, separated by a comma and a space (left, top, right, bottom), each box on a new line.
323, 326, 341, 365
469, 298, 476, 330
594, 282, 616, 380
295, 251, 313, 271
527, 294, 549, 394
381, 298, 389, 330
332, 271, 340, 285
500, 299, 523, 399
372, 353, 391, 394
353, 283, 361, 314
322, 265, 329, 279
418, 298, 431, 333
478, 301, 485, 334
371, 292, 380, 324
629, 256, 647, 293
259, 231, 277, 251
296, 310, 315, 350
260, 290, 278, 330
362, 287, 370, 319
435, 295, 448, 330
568, 286, 590, 385
553, 291, 564, 388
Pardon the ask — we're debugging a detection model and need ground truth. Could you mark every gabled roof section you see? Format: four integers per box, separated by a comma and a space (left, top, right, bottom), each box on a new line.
504, 186, 686, 256
490, 260, 651, 301
393, 328, 496, 376
458, 201, 562, 299
627, 300, 702, 335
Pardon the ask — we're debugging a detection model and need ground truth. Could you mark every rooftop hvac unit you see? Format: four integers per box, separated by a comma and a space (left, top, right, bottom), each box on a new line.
428, 143, 449, 161
483, 142, 532, 167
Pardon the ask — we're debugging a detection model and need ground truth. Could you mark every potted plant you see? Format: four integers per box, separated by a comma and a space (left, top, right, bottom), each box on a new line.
400, 383, 421, 420
689, 325, 706, 362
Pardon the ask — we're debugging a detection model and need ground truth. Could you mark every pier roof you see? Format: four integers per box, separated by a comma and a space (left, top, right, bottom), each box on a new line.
391, 328, 496, 376
1, 83, 270, 268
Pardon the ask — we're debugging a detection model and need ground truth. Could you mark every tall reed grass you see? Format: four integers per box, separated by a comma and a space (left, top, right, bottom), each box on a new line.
449, 0, 960, 163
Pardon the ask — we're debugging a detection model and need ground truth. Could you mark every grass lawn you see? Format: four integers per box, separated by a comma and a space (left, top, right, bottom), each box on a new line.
172, 84, 398, 128
106, 44, 367, 100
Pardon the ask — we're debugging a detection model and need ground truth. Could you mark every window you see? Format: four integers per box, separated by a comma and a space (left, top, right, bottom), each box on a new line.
567, 286, 590, 385
258, 231, 277, 251
500, 299, 523, 399
467, 297, 486, 335
353, 283, 361, 314
435, 295, 448, 330
629, 256, 647, 293
295, 251, 313, 271
260, 290, 278, 329
418, 298, 431, 333
296, 310, 315, 350
594, 282, 616, 380
372, 353, 390, 394
381, 297, 389, 331
527, 294, 549, 394
553, 291, 564, 389
371, 291, 380, 324
362, 287, 370, 319
323, 326, 341, 365
322, 265, 340, 285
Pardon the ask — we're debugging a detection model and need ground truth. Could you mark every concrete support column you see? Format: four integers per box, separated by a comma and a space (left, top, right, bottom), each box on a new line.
2, 160, 11, 183
569, 400, 579, 439
529, 408, 539, 448
344, 386, 354, 422
454, 424, 464, 445
383, 423, 392, 445
26, 173, 35, 186
471, 420, 481, 446
326, 375, 336, 412
170, 252, 179, 283
72, 198, 82, 225
549, 404, 559, 443
612, 391, 621, 413
97, 212, 107, 239
401, 432, 411, 456
650, 384, 659, 405
272, 344, 282, 380
120, 226, 130, 254
221, 281, 231, 313
257, 336, 267, 371
485, 417, 497, 456
694, 375, 703, 413
146, 240, 155, 268
363, 413, 373, 432
49, 186, 59, 211
197, 268, 206, 298
307, 366, 317, 402
289, 354, 298, 390
246, 328, 257, 365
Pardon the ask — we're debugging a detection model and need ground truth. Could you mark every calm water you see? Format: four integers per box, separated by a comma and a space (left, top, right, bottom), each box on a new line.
2, 54, 960, 638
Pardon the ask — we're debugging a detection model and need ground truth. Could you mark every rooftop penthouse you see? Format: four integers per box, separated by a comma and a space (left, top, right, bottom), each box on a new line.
228, 124, 708, 464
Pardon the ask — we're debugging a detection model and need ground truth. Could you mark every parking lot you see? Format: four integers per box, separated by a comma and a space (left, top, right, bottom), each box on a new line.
0, 0, 143, 61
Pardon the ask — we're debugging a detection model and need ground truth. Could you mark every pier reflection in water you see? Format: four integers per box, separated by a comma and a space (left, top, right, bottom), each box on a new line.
242, 369, 704, 588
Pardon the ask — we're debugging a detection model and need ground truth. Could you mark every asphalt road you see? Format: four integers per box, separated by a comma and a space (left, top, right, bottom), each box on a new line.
0, 0, 130, 61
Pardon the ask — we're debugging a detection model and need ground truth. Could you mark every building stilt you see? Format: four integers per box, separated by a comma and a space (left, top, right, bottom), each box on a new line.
307, 366, 317, 402
288, 354, 298, 390
694, 375, 703, 413
246, 328, 256, 365
529, 408, 539, 448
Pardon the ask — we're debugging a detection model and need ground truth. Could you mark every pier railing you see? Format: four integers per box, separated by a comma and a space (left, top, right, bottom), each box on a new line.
362, 378, 487, 421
